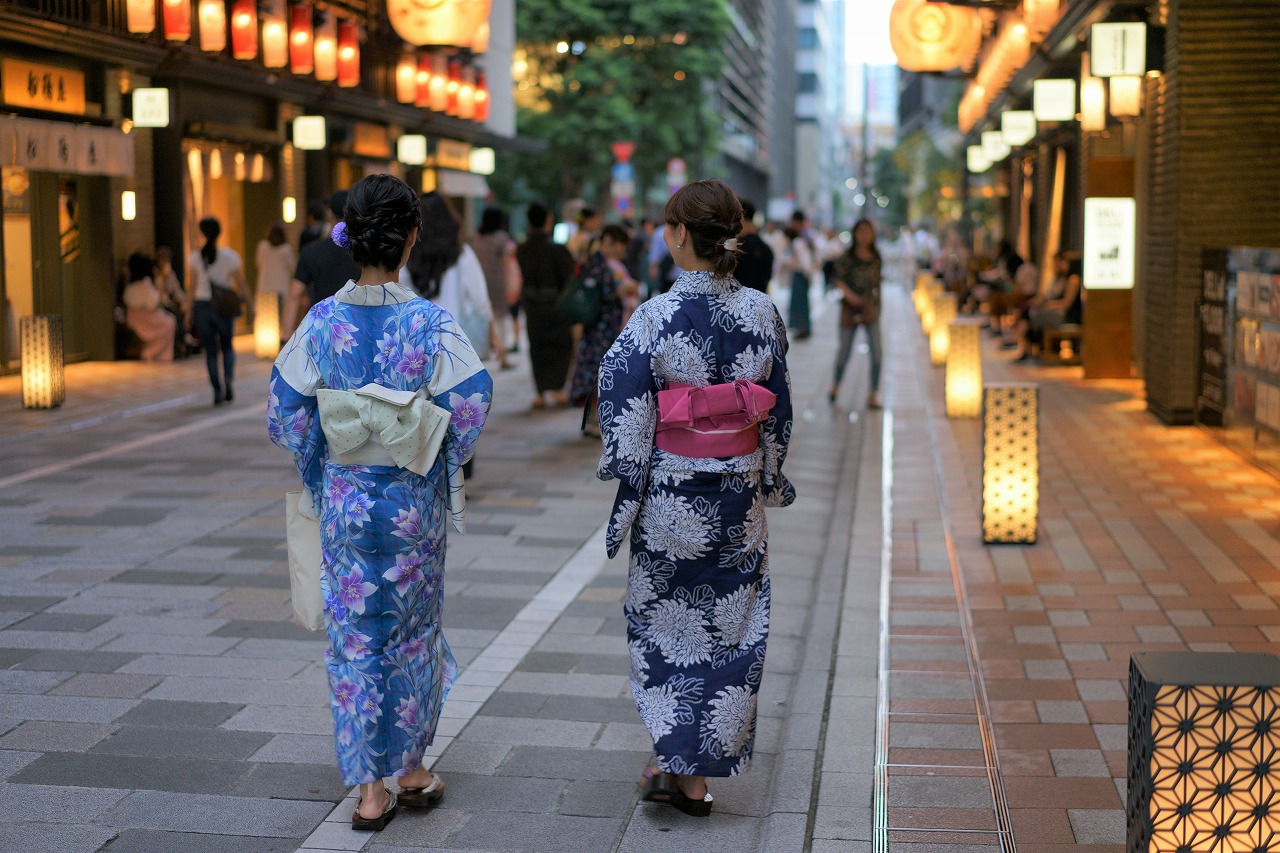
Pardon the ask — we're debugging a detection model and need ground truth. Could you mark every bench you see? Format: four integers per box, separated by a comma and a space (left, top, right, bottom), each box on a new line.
1041, 324, 1082, 366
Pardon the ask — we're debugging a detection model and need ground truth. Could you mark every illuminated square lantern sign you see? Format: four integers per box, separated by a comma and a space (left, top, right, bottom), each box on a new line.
469, 146, 495, 176
254, 291, 281, 359
930, 292, 957, 365
20, 314, 65, 409
967, 144, 990, 174
1090, 22, 1146, 77
1083, 197, 1137, 289
981, 130, 1010, 163
1127, 651, 1280, 853
292, 116, 326, 150
1001, 110, 1037, 147
132, 88, 170, 127
1033, 78, 1076, 122
982, 383, 1037, 544
946, 322, 982, 418
396, 134, 428, 165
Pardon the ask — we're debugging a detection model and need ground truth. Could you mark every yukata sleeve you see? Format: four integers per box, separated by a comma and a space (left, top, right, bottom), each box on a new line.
429, 308, 494, 533
761, 302, 797, 508
595, 302, 659, 557
268, 312, 326, 515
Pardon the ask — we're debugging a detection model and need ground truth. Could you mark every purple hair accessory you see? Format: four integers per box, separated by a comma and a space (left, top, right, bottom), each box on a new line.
331, 221, 351, 249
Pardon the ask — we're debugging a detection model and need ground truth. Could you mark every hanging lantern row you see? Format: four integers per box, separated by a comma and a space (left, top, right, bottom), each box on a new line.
126, 1, 361, 88
394, 50, 490, 122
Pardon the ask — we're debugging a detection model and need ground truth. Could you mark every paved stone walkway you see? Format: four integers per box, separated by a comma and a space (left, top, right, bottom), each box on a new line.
6, 272, 1280, 851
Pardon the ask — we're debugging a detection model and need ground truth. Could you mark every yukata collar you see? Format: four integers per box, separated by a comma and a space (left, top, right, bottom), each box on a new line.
335, 280, 419, 306
672, 270, 736, 295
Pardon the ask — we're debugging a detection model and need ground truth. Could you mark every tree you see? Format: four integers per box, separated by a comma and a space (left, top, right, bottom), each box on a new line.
489, 0, 731, 215
869, 148, 909, 232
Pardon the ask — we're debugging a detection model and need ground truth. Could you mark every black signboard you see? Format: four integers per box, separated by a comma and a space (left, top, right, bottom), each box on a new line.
1197, 249, 1228, 427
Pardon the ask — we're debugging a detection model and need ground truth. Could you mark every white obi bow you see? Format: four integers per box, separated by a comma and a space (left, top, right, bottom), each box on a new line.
316, 384, 451, 476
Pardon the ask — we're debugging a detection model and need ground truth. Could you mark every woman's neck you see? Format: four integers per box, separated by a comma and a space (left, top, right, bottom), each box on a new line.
356, 267, 400, 287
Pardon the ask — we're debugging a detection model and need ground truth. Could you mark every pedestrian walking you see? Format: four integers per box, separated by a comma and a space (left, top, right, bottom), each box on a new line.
732, 197, 774, 294
469, 206, 516, 369
516, 202, 574, 408
406, 192, 493, 362
268, 174, 493, 832
188, 216, 247, 406
781, 210, 816, 339
830, 218, 883, 409
289, 191, 360, 334
569, 224, 638, 432
255, 221, 296, 343
566, 205, 601, 267
596, 178, 796, 817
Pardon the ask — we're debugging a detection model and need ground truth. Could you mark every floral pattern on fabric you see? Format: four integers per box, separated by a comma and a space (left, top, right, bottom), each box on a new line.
597, 270, 794, 777
268, 281, 492, 786
570, 250, 625, 406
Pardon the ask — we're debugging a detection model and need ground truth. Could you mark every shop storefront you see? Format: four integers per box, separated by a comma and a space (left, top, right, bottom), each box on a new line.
0, 54, 132, 371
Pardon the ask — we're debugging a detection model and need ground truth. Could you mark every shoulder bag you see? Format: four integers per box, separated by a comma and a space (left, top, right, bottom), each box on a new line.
204, 256, 244, 319
554, 273, 602, 326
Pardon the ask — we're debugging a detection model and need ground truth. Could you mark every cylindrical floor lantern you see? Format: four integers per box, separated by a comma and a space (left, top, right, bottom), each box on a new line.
930, 293, 957, 365
1128, 651, 1280, 853
254, 292, 281, 359
946, 322, 982, 418
20, 315, 65, 410
982, 383, 1037, 544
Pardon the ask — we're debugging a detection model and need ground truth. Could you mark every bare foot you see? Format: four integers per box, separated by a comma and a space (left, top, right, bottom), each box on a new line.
357, 782, 390, 819
399, 768, 436, 790
549, 391, 569, 407
676, 773, 707, 800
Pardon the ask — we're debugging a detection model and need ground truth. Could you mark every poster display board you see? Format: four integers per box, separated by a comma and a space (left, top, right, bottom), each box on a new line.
1209, 247, 1280, 474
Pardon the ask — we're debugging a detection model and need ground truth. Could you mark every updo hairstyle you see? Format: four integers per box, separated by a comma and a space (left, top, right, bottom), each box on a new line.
663, 179, 743, 278
341, 174, 421, 270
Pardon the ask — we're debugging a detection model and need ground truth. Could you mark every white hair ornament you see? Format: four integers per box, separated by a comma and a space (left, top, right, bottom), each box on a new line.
722, 237, 740, 251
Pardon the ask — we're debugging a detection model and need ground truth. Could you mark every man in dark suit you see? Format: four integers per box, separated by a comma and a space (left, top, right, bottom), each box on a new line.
734, 198, 774, 294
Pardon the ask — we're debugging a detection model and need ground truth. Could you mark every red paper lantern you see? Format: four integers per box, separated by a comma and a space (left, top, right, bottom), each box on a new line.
428, 54, 447, 112
445, 58, 461, 115
231, 0, 258, 59
337, 21, 360, 88
396, 52, 418, 104
163, 0, 191, 41
416, 56, 432, 108
290, 3, 314, 75
474, 71, 489, 122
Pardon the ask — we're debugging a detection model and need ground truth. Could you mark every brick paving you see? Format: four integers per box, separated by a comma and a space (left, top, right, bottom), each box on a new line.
3, 274, 1280, 851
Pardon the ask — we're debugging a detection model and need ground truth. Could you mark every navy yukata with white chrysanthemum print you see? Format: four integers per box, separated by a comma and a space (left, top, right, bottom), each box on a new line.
268, 280, 491, 787
596, 270, 796, 777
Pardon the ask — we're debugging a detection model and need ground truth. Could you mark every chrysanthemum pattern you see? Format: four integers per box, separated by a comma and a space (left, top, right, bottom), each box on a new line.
599, 270, 795, 777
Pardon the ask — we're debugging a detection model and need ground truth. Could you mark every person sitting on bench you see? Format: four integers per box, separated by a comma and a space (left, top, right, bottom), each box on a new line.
1011, 252, 1082, 361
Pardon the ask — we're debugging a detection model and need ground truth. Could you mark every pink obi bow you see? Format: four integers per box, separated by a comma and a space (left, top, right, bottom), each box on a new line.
655, 380, 777, 458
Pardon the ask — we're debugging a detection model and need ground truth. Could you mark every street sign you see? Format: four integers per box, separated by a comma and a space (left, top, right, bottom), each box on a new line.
611, 141, 635, 163
611, 162, 634, 183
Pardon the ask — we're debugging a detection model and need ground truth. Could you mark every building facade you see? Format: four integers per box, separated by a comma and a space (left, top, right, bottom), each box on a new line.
951, 0, 1280, 424
0, 0, 519, 374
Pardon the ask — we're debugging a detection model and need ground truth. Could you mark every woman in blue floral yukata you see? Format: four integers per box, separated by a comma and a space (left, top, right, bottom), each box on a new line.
268, 174, 492, 831
597, 179, 795, 817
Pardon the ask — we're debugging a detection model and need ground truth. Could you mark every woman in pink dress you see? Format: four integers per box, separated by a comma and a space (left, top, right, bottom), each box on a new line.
122, 253, 176, 362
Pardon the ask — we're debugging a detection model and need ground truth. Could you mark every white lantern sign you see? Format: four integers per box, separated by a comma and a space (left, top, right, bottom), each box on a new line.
1033, 79, 1076, 121
1090, 22, 1146, 77
132, 88, 171, 128
1083, 197, 1137, 289
1001, 111, 1037, 146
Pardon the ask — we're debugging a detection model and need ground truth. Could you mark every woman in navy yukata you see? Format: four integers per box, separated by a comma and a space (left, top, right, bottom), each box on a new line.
268, 174, 492, 831
596, 179, 796, 816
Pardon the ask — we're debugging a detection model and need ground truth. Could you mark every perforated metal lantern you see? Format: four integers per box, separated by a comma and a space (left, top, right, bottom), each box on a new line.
981, 383, 1037, 544
946, 322, 982, 419
20, 315, 65, 410
1128, 651, 1280, 853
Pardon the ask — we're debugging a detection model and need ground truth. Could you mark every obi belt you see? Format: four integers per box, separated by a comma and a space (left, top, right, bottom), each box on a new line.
655, 380, 776, 458
317, 383, 451, 475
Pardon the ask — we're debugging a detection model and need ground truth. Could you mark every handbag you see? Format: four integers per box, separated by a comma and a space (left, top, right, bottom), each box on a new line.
554, 273, 602, 326
285, 490, 325, 632
210, 283, 243, 319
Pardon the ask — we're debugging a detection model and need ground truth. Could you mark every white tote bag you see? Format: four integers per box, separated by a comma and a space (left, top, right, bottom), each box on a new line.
285, 491, 325, 632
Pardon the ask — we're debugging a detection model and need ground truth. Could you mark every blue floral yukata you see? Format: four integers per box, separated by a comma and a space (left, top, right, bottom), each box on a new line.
597, 270, 795, 777
268, 280, 492, 786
